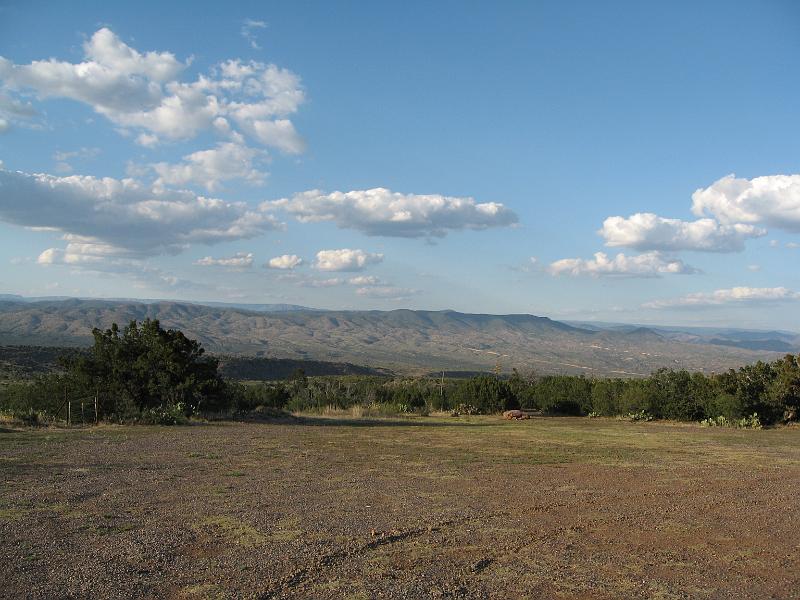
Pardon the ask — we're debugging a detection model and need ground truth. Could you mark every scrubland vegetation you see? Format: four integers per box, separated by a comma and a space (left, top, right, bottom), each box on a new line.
3, 414, 800, 598
1, 319, 799, 428
3, 321, 800, 598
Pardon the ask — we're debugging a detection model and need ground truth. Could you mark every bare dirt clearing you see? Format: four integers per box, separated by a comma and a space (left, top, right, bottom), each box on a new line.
2, 417, 799, 599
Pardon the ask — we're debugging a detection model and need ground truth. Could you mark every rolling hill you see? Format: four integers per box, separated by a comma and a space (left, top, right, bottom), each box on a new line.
0, 298, 792, 376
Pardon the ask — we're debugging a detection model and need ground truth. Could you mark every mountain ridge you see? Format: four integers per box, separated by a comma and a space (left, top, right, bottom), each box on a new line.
0, 297, 791, 376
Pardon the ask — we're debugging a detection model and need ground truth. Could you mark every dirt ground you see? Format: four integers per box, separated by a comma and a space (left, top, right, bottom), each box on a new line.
1, 416, 799, 599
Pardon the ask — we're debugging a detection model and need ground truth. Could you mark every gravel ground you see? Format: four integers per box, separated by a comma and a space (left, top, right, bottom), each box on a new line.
1, 416, 799, 599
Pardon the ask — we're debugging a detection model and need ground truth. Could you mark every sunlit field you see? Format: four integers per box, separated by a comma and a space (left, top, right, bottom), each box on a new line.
2, 416, 799, 599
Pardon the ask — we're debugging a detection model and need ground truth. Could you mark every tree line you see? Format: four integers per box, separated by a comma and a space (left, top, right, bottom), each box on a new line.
0, 319, 798, 426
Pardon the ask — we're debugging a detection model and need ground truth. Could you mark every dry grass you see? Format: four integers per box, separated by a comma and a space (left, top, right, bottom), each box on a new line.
1, 416, 799, 599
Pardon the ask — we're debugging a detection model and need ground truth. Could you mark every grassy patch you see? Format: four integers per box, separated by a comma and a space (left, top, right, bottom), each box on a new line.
268, 515, 302, 542
197, 515, 266, 547
0, 507, 28, 521
180, 583, 227, 599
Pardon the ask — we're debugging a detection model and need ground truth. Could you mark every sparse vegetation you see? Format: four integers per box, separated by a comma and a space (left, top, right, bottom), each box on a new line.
2, 416, 800, 598
1, 322, 800, 428
700, 413, 763, 429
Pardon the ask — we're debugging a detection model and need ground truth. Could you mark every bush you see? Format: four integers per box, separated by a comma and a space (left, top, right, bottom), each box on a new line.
451, 376, 516, 414
532, 376, 590, 415
0, 408, 47, 426
62, 319, 222, 417
138, 403, 188, 425
701, 413, 762, 429
623, 410, 653, 422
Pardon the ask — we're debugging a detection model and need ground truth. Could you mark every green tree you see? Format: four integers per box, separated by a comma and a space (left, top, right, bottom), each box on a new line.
65, 319, 221, 416
769, 354, 800, 421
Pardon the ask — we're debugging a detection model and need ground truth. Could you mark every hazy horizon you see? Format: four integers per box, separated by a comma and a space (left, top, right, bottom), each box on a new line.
1, 1, 799, 330
2, 290, 798, 334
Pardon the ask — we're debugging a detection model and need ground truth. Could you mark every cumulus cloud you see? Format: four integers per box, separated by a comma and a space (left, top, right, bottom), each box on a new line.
37, 236, 141, 265
355, 286, 420, 300
247, 118, 305, 154
600, 212, 764, 252
314, 248, 383, 272
33, 234, 214, 292
267, 188, 518, 238
691, 174, 800, 232
643, 287, 800, 309
0, 167, 282, 256
267, 254, 303, 269
194, 252, 254, 268
152, 142, 267, 191
548, 251, 697, 278
0, 28, 305, 151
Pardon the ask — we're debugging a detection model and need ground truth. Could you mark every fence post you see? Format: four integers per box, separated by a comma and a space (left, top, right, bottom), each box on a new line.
68, 401, 71, 426
94, 392, 98, 424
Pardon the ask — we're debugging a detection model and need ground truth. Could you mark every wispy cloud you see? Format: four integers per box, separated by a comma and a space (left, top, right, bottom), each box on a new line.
52, 147, 101, 173
355, 286, 421, 300
644, 287, 800, 309
194, 252, 254, 269
241, 19, 267, 50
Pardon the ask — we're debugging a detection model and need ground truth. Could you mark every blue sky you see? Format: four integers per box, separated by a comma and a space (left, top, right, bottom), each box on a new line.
1, 0, 799, 329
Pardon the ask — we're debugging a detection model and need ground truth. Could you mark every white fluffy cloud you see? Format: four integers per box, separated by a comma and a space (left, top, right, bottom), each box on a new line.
152, 142, 267, 191
643, 287, 800, 309
0, 28, 305, 151
37, 237, 138, 265
248, 118, 305, 154
355, 286, 420, 300
691, 173, 800, 232
600, 212, 764, 252
194, 252, 254, 268
267, 254, 303, 270
548, 251, 697, 278
267, 187, 518, 238
0, 168, 282, 256
314, 248, 383, 272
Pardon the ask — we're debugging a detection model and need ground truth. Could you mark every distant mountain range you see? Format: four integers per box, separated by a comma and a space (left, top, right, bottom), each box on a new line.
0, 296, 796, 376
0, 294, 318, 313
566, 321, 800, 353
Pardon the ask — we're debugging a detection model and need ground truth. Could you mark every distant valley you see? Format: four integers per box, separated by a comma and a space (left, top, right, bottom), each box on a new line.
0, 297, 796, 376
